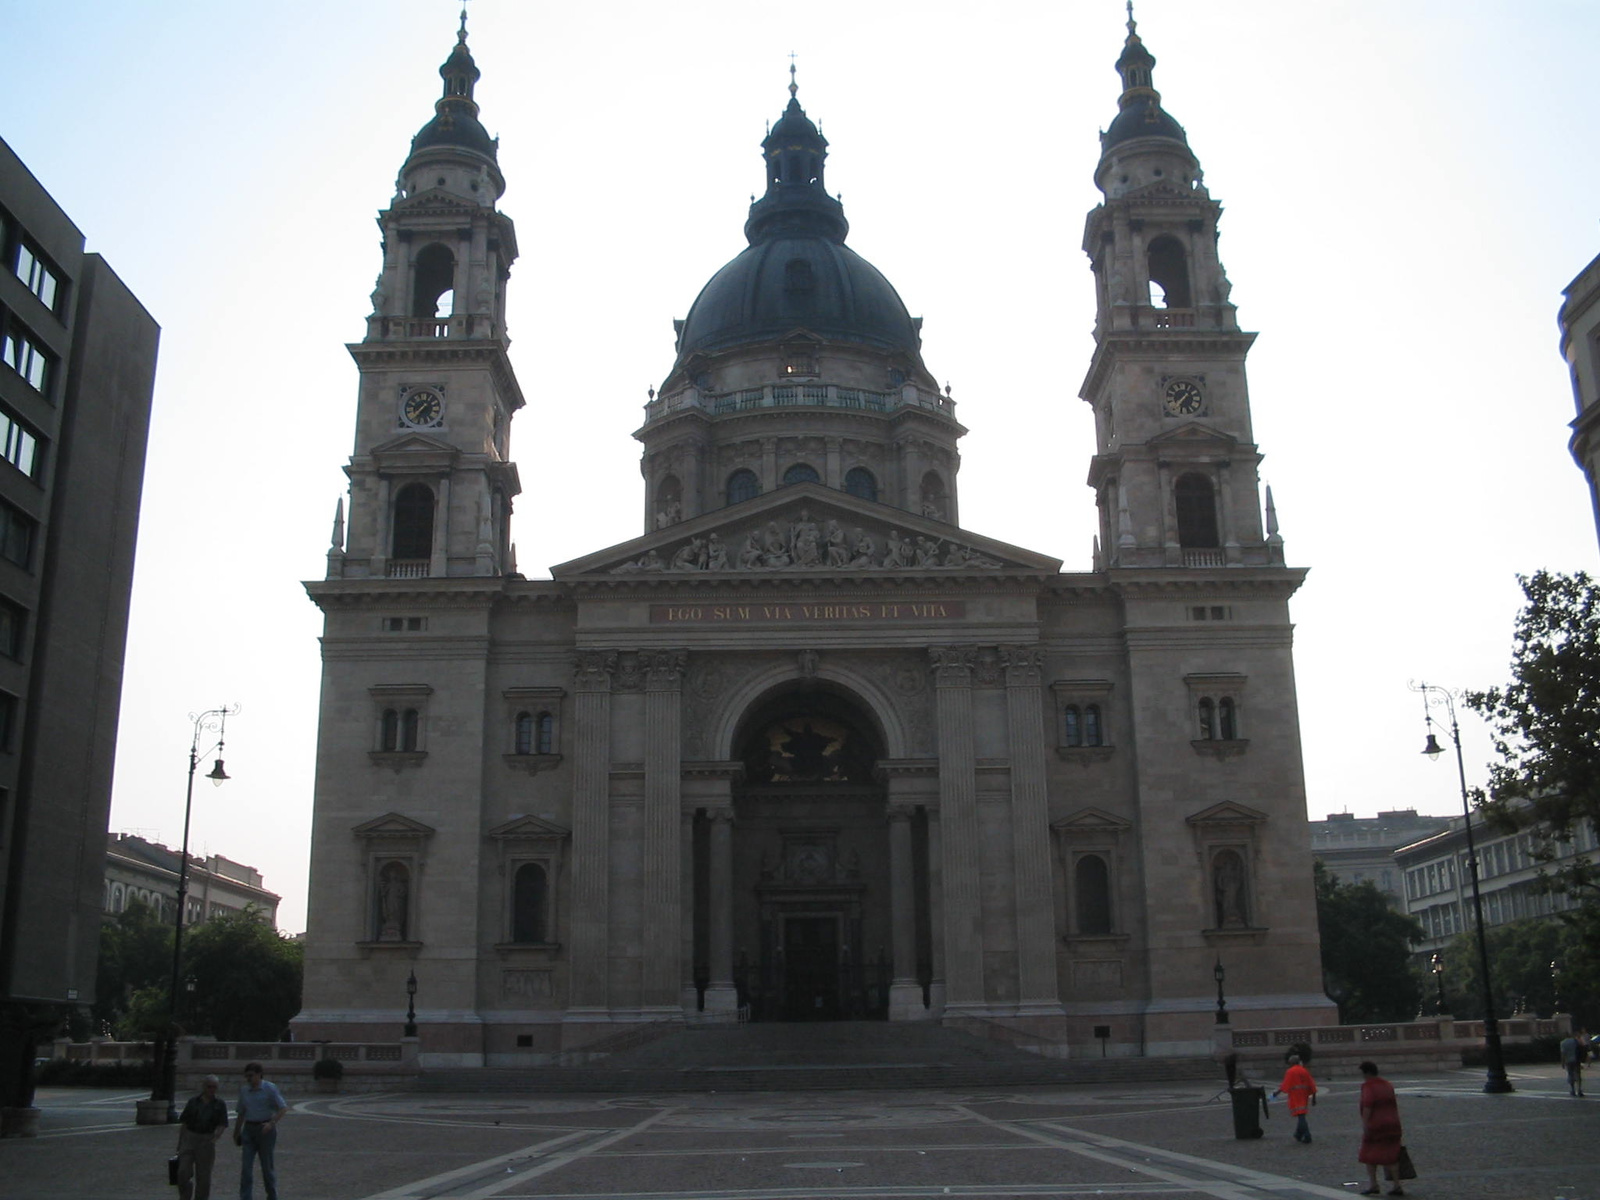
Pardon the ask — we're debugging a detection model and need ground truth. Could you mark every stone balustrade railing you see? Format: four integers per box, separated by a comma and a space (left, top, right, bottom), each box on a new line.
644, 381, 957, 424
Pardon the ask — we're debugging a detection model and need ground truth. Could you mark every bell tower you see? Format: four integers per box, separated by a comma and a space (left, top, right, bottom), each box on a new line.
1080, 9, 1280, 570
331, 14, 524, 581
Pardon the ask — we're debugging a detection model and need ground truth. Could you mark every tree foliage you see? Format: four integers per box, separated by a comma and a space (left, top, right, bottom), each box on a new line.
1437, 916, 1597, 1027
181, 910, 303, 1041
1313, 860, 1424, 1023
94, 901, 172, 1037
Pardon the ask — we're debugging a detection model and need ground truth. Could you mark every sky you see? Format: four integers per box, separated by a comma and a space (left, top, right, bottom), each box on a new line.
3, 1, 1597, 936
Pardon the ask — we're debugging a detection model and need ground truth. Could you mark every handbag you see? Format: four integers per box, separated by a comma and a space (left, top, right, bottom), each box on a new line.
167, 1155, 180, 1186
1396, 1146, 1417, 1181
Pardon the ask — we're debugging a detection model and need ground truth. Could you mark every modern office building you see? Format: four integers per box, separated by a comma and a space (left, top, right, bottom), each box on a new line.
297, 15, 1331, 1064
1309, 810, 1454, 908
0, 137, 157, 1131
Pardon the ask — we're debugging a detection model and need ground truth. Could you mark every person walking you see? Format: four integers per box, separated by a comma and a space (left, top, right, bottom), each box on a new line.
174, 1075, 229, 1200
1560, 1028, 1586, 1097
233, 1062, 289, 1200
1272, 1054, 1317, 1143
1357, 1060, 1405, 1196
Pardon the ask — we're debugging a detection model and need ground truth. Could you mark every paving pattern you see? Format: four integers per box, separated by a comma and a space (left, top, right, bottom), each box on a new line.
3, 1066, 1597, 1200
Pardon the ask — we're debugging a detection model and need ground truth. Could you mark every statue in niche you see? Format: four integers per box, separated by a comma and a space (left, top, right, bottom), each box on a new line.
706, 533, 729, 571
915, 536, 941, 567
791, 509, 821, 566
884, 530, 912, 568
1213, 851, 1249, 929
825, 519, 850, 567
762, 521, 792, 568
377, 862, 409, 941
921, 500, 943, 521
849, 528, 876, 568
739, 531, 764, 570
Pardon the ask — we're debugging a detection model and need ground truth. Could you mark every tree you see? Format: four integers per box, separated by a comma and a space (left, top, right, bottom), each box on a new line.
181, 909, 303, 1041
1313, 860, 1425, 1023
1466, 570, 1600, 1028
1437, 917, 1590, 1023
93, 901, 172, 1037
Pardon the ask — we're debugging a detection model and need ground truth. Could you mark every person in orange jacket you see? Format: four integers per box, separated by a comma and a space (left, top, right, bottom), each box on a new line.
1273, 1053, 1318, 1143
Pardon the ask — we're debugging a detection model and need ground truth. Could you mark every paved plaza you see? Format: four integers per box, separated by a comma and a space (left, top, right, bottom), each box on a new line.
2, 1065, 1595, 1200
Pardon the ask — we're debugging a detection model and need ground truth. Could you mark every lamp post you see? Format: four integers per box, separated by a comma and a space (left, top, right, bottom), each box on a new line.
1410, 681, 1513, 1093
404, 971, 418, 1039
1214, 957, 1229, 1024
1551, 959, 1562, 1016
152, 705, 239, 1122
1432, 952, 1446, 1016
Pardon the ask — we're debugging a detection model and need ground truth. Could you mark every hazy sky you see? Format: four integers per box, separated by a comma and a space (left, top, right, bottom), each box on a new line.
4, 1, 1596, 934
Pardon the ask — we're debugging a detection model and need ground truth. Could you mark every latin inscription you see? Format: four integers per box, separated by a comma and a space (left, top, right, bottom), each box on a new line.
649, 600, 966, 624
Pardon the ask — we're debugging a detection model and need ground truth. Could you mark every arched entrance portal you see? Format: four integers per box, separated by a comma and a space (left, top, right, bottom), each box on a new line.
707, 685, 925, 1021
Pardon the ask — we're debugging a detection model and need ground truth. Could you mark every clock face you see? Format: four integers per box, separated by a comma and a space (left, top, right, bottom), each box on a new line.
1163, 379, 1205, 416
402, 389, 443, 427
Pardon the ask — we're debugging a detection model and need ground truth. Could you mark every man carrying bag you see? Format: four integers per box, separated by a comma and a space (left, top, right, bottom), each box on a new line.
174, 1075, 229, 1200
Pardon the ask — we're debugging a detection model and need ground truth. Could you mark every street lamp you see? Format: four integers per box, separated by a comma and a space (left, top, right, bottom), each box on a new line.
1551, 959, 1562, 1015
1214, 957, 1229, 1024
404, 970, 419, 1039
1411, 681, 1513, 1093
152, 704, 239, 1122
1431, 953, 1446, 1016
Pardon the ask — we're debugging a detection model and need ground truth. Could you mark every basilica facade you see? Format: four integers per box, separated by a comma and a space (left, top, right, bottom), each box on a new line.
296, 16, 1334, 1065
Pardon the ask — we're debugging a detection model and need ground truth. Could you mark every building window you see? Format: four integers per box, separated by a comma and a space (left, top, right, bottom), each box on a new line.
1218, 697, 1237, 740
511, 862, 548, 943
0, 499, 36, 567
1197, 697, 1215, 740
0, 599, 25, 659
379, 708, 420, 752
512, 711, 553, 756
0, 406, 39, 478
782, 463, 820, 486
1052, 680, 1113, 756
726, 469, 760, 506
411, 243, 456, 320
1, 324, 50, 394
920, 471, 948, 521
514, 711, 533, 755
843, 467, 878, 501
1075, 853, 1113, 935
15, 242, 60, 312
0, 691, 16, 751
1083, 705, 1103, 747
1211, 848, 1250, 929
391, 483, 434, 560
1064, 705, 1081, 747
1174, 473, 1219, 548
1146, 235, 1192, 308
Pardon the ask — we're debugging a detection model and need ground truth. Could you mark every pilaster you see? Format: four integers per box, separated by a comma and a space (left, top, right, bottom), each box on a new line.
929, 646, 983, 1009
1001, 645, 1063, 1013
566, 650, 615, 1017
641, 649, 687, 1007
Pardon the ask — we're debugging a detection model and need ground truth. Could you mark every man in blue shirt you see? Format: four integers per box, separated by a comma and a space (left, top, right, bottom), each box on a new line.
232, 1063, 288, 1200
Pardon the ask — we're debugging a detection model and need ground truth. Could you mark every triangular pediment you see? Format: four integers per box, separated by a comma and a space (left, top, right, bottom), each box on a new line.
391, 189, 481, 216
352, 812, 437, 839
1052, 806, 1132, 835
486, 815, 571, 840
370, 432, 457, 456
1148, 423, 1239, 452
1185, 800, 1268, 827
550, 482, 1063, 580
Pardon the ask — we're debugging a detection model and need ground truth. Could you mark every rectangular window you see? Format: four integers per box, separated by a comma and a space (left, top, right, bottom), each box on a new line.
0, 499, 35, 568
0, 406, 40, 478
0, 599, 25, 659
0, 691, 16, 750
1, 324, 50, 393
14, 242, 59, 312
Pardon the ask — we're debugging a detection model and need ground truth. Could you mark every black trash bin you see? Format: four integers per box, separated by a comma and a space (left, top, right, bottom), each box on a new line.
1229, 1085, 1267, 1139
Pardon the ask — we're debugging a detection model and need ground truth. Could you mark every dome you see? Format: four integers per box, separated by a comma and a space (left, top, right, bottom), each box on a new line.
410, 109, 498, 160
1102, 96, 1189, 152
675, 235, 922, 361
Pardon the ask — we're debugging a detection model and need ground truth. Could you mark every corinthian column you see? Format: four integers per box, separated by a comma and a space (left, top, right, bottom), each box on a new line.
1002, 645, 1063, 1013
641, 649, 687, 1010
929, 646, 983, 1011
566, 650, 616, 1023
886, 804, 922, 1020
706, 806, 736, 1015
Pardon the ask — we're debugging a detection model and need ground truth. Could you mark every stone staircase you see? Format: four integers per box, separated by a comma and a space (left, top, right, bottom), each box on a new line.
420, 1022, 1225, 1093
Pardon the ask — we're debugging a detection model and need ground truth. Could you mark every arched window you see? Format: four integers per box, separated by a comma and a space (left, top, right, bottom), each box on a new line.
381, 708, 400, 751
512, 862, 548, 943
1147, 235, 1192, 308
726, 469, 760, 506
1174, 473, 1219, 548
411, 243, 456, 319
844, 467, 878, 501
400, 708, 420, 752
535, 712, 554, 755
514, 711, 533, 756
1218, 697, 1238, 740
1197, 697, 1216, 741
1084, 704, 1103, 747
782, 463, 820, 486
654, 476, 682, 529
392, 483, 435, 561
1212, 849, 1249, 929
1075, 854, 1113, 935
1063, 706, 1082, 747
920, 471, 948, 521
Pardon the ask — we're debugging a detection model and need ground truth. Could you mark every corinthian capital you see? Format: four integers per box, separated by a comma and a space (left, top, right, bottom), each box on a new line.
642, 648, 689, 690
572, 650, 618, 691
1000, 644, 1045, 686
928, 645, 978, 683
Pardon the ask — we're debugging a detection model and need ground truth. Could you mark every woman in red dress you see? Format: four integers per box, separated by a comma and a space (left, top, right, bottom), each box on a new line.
1357, 1060, 1404, 1196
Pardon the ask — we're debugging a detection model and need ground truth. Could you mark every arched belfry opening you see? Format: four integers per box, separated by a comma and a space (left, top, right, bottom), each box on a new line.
697, 684, 929, 1021
412, 242, 456, 319
1146, 235, 1192, 308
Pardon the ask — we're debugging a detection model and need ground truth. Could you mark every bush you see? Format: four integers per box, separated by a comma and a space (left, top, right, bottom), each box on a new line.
33, 1059, 157, 1088
311, 1056, 344, 1080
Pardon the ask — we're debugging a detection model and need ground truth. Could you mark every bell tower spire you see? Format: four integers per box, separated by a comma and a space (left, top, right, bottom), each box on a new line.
1080, 13, 1277, 570
330, 18, 524, 581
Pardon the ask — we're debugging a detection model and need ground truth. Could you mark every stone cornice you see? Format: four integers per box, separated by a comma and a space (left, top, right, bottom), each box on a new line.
1078, 330, 1257, 402
347, 338, 526, 413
